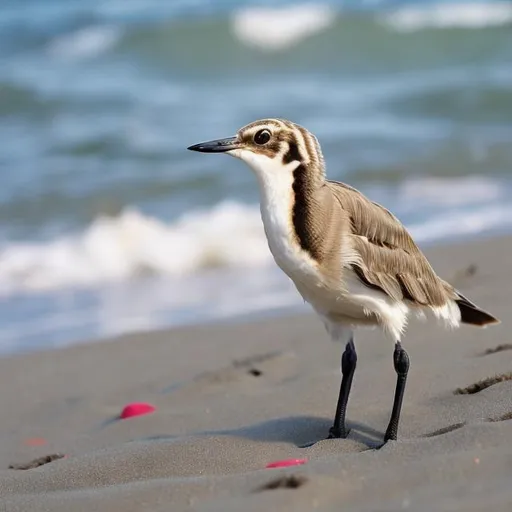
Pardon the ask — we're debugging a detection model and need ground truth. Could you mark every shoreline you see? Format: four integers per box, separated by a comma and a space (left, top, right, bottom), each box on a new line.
2, 230, 509, 359
0, 233, 510, 511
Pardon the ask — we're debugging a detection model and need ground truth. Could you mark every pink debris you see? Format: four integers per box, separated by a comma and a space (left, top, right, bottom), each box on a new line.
266, 458, 307, 469
24, 438, 47, 446
119, 402, 156, 419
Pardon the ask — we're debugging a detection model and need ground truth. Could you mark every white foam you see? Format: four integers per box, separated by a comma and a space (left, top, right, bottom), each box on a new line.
409, 203, 512, 243
0, 202, 271, 296
400, 175, 502, 208
47, 25, 122, 60
1, 187, 511, 298
381, 2, 512, 32
231, 4, 335, 51
1, 192, 512, 351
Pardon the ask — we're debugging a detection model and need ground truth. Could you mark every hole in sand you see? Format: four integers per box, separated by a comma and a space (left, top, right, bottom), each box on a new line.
9, 453, 65, 470
248, 368, 262, 377
488, 411, 512, 422
233, 351, 282, 369
481, 344, 512, 356
256, 474, 307, 491
423, 422, 465, 438
454, 373, 512, 395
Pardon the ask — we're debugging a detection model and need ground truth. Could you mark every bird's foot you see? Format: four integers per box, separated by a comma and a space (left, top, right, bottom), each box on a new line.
327, 426, 350, 439
383, 428, 397, 443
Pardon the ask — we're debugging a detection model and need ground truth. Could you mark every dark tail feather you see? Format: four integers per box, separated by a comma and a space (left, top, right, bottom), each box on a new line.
455, 291, 500, 327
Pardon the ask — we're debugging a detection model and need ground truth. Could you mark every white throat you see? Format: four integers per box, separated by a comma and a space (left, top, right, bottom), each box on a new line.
228, 149, 300, 217
228, 148, 314, 278
228, 147, 300, 193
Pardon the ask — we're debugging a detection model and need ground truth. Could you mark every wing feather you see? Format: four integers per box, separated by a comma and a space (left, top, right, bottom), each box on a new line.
327, 180, 452, 306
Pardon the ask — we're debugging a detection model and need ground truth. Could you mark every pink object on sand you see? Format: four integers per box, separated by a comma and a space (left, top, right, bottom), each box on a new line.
266, 458, 307, 469
24, 438, 47, 446
119, 402, 156, 419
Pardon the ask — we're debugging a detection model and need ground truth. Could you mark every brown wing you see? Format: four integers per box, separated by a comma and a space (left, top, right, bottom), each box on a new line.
327, 180, 452, 306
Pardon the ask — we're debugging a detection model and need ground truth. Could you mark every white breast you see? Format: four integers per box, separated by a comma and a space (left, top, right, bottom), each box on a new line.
259, 176, 304, 275
235, 149, 319, 281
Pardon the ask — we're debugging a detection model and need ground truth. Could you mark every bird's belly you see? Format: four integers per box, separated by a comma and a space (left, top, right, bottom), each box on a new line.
294, 268, 408, 329
294, 277, 369, 319
267, 234, 406, 336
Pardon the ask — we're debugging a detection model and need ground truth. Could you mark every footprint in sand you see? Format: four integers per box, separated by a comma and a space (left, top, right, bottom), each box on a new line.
489, 411, 512, 422
255, 474, 307, 492
481, 343, 512, 356
423, 422, 466, 438
161, 350, 300, 397
454, 372, 512, 395
9, 454, 65, 470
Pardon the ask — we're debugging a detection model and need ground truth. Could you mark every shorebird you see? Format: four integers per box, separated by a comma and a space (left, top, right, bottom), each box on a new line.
187, 118, 500, 443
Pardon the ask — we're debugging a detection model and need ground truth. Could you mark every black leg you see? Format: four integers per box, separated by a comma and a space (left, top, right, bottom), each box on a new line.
328, 338, 357, 439
384, 342, 410, 442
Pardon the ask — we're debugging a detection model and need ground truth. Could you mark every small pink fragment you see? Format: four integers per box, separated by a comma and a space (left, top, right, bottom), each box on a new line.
119, 402, 156, 419
24, 438, 47, 446
266, 458, 307, 469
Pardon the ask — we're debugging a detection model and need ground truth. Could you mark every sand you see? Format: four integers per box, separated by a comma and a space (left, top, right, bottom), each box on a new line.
0, 235, 510, 511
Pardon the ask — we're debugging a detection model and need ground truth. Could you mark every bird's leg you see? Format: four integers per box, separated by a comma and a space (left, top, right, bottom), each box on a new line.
328, 338, 357, 439
384, 341, 410, 442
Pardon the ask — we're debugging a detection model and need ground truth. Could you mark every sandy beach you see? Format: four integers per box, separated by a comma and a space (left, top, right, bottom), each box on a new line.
0, 234, 510, 511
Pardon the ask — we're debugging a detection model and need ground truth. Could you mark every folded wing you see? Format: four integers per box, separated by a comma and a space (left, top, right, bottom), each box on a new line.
327, 180, 453, 307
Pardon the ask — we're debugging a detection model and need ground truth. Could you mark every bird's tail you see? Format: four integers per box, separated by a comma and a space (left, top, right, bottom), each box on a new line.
455, 291, 500, 327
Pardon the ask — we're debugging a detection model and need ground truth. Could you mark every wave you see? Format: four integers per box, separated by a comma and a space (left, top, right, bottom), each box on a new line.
32, 1, 512, 70
231, 4, 335, 51
0, 201, 271, 295
381, 2, 512, 32
229, 2, 512, 53
46, 25, 122, 60
0, 175, 509, 297
226, 1, 512, 54
409, 203, 512, 242
398, 175, 502, 208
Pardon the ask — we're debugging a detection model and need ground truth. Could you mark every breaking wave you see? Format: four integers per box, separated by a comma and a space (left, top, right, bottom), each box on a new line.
381, 1, 512, 32
46, 25, 122, 60
34, 1, 512, 69
0, 201, 269, 295
231, 4, 335, 51
0, 175, 509, 297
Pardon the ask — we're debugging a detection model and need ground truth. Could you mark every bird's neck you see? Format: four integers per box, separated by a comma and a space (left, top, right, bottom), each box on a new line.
255, 158, 330, 264
290, 161, 328, 262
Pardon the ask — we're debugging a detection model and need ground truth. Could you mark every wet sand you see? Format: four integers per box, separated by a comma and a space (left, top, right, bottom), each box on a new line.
0, 235, 510, 511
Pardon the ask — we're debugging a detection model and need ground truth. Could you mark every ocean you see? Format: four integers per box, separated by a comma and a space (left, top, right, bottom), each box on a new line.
1, 0, 512, 353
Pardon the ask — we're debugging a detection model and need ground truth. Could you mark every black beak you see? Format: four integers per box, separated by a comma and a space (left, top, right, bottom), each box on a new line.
187, 136, 239, 153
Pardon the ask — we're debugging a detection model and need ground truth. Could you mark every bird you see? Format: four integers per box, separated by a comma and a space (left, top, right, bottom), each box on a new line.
187, 118, 500, 443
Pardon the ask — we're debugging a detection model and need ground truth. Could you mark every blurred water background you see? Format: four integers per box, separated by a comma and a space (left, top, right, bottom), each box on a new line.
1, 0, 512, 353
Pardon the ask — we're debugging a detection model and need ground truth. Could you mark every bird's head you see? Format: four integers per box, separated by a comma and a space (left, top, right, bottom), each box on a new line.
187, 118, 325, 184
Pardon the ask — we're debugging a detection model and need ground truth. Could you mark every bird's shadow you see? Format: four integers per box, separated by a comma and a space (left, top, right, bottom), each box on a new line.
138, 415, 383, 450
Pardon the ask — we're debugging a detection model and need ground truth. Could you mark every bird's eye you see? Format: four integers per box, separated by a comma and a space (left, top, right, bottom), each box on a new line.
254, 129, 271, 145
